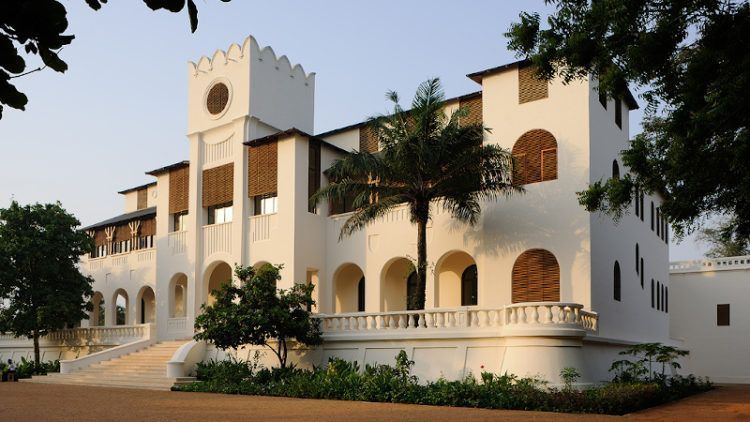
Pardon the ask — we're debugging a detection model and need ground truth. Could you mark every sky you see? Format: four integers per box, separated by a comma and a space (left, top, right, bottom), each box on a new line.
0, 0, 706, 260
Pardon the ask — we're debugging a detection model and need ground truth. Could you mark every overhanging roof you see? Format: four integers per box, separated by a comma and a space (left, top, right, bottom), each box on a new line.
145, 160, 189, 176
82, 207, 156, 231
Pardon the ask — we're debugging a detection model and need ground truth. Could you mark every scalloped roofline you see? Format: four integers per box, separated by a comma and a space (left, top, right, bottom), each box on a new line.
187, 35, 315, 81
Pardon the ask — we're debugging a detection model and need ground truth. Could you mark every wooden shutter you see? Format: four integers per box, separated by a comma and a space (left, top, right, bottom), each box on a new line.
202, 163, 234, 207
541, 148, 557, 181
512, 249, 560, 303
248, 142, 278, 197
359, 126, 378, 153
140, 218, 156, 236
115, 224, 131, 241
169, 166, 189, 214
518, 64, 548, 104
94, 229, 108, 247
459, 95, 482, 127
136, 189, 148, 210
512, 129, 557, 185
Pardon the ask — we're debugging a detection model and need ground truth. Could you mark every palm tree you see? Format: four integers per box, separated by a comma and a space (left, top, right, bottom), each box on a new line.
312, 78, 520, 310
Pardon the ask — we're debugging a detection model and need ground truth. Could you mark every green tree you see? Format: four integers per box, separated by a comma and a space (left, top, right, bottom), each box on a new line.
0, 201, 94, 365
0, 0, 231, 119
194, 264, 322, 368
506, 1, 750, 239
311, 79, 519, 310
697, 216, 750, 258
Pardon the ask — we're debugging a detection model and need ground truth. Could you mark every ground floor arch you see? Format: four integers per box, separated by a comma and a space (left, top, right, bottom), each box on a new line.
112, 289, 129, 326
169, 273, 188, 318
511, 249, 560, 303
381, 257, 418, 311
204, 261, 232, 306
434, 251, 478, 308
333, 263, 365, 313
136, 286, 156, 324
90, 291, 105, 327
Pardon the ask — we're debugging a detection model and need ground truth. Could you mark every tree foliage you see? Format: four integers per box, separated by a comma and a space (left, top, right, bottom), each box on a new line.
0, 201, 94, 365
696, 215, 750, 258
311, 78, 519, 310
506, 0, 750, 239
193, 264, 322, 368
0, 0, 231, 119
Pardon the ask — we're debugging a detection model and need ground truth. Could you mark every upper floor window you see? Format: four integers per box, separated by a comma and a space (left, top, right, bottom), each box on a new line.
172, 211, 188, 232
613, 261, 621, 302
640, 192, 645, 221
254, 194, 278, 215
717, 304, 730, 326
518, 63, 549, 104
615, 99, 622, 129
635, 244, 640, 274
612, 160, 620, 179
635, 187, 640, 217
512, 129, 558, 185
308, 140, 321, 214
650, 201, 655, 231
598, 89, 607, 109
207, 202, 233, 225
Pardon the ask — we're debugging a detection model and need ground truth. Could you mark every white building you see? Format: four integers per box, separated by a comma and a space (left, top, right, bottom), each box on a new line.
4, 36, 691, 389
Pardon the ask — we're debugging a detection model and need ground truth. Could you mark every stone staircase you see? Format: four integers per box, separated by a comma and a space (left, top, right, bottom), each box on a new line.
22, 340, 194, 391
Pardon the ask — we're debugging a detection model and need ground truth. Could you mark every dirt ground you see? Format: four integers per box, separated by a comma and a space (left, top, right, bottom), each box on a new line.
3, 382, 748, 421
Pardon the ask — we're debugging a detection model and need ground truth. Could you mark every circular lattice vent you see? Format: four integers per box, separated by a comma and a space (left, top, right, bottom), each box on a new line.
206, 82, 229, 115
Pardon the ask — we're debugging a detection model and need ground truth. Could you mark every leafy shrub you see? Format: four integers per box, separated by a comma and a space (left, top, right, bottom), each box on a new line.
6, 358, 60, 379
175, 349, 711, 415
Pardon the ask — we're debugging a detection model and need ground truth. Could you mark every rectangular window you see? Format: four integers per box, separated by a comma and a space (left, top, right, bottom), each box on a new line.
656, 208, 661, 236
640, 193, 645, 221
253, 194, 278, 215
717, 304, 730, 326
635, 188, 640, 217
657, 281, 661, 310
651, 279, 655, 308
615, 99, 622, 129
650, 202, 655, 231
207, 202, 233, 225
172, 211, 188, 232
308, 141, 321, 214
599, 89, 607, 109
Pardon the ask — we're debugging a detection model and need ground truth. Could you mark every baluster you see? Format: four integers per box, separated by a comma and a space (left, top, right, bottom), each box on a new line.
543, 305, 553, 324
407, 314, 415, 329
398, 314, 406, 329
437, 312, 445, 328
425, 312, 433, 329
418, 312, 427, 328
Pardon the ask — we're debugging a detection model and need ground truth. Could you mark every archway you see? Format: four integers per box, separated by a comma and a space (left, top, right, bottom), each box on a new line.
136, 286, 156, 324
511, 249, 560, 303
169, 273, 188, 318
333, 263, 365, 313
434, 251, 478, 307
112, 289, 129, 326
381, 258, 416, 311
205, 262, 232, 306
90, 292, 105, 327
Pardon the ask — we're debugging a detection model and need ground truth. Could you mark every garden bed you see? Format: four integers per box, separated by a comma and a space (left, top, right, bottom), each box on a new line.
173, 352, 711, 415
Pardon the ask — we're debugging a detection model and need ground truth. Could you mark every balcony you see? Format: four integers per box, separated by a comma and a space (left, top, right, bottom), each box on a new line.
83, 247, 156, 274
318, 302, 597, 341
249, 213, 277, 242
168, 230, 188, 255
203, 222, 232, 258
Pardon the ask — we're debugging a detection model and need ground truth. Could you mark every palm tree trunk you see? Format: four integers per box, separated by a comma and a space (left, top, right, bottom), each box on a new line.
33, 329, 40, 366
416, 217, 427, 310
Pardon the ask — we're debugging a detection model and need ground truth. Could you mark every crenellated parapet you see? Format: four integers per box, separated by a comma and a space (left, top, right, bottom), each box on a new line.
188, 35, 314, 83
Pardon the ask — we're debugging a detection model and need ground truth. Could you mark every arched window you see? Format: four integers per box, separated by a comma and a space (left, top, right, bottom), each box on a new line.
512, 129, 558, 185
613, 261, 621, 301
357, 276, 366, 312
635, 244, 640, 274
612, 160, 620, 179
407, 271, 420, 310
461, 264, 478, 306
512, 249, 560, 303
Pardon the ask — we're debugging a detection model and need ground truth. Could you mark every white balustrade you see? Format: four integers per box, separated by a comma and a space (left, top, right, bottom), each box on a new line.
88, 258, 105, 272
167, 317, 188, 336
670, 255, 750, 273
136, 249, 155, 264
250, 213, 274, 242
318, 302, 598, 337
111, 254, 128, 267
169, 230, 188, 255
45, 324, 152, 345
203, 222, 232, 258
